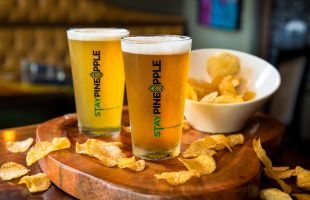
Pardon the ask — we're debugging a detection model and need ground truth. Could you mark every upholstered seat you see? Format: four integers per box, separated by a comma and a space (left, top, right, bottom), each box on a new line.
0, 0, 184, 79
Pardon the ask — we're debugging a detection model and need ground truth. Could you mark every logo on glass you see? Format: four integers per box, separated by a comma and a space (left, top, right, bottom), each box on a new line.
148, 84, 164, 93
91, 50, 103, 117
90, 71, 103, 79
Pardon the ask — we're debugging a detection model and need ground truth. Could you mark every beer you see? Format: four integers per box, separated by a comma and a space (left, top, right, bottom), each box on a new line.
122, 36, 192, 160
67, 28, 129, 135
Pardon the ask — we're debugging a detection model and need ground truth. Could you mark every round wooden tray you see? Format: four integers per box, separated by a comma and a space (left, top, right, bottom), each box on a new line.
37, 107, 284, 200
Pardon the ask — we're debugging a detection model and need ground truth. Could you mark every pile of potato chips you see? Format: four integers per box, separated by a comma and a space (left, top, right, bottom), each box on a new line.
0, 136, 71, 193
2, 133, 244, 187
1, 135, 146, 194
187, 52, 256, 103
155, 133, 244, 185
253, 138, 310, 200
75, 139, 145, 172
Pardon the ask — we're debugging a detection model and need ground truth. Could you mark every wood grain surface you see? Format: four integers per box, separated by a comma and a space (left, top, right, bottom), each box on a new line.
0, 125, 75, 200
36, 107, 284, 200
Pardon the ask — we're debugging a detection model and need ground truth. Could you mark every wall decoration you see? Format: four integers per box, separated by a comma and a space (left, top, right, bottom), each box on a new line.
199, 0, 242, 30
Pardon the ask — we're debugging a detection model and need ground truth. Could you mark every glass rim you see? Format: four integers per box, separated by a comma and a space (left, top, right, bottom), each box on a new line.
121, 35, 192, 55
67, 28, 129, 41
67, 27, 129, 32
121, 35, 192, 44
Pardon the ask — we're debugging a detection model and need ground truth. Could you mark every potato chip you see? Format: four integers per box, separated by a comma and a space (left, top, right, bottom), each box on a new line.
0, 162, 30, 181
235, 76, 247, 93
296, 166, 310, 190
231, 77, 241, 87
227, 134, 244, 147
19, 173, 51, 193
273, 166, 290, 171
26, 137, 70, 166
76, 144, 120, 167
187, 78, 199, 86
207, 52, 240, 78
210, 134, 232, 152
253, 138, 292, 193
260, 188, 292, 200
122, 126, 131, 133
276, 169, 296, 179
76, 139, 125, 167
188, 79, 217, 100
218, 75, 238, 96
186, 83, 198, 101
6, 138, 34, 153
107, 141, 123, 147
75, 142, 88, 154
178, 154, 216, 175
183, 135, 232, 158
220, 81, 237, 96
26, 141, 53, 166
182, 120, 192, 131
214, 94, 244, 104
292, 193, 310, 200
154, 170, 200, 185
182, 138, 216, 158
211, 75, 224, 88
118, 156, 145, 172
243, 90, 256, 101
264, 168, 296, 179
200, 92, 218, 103
51, 137, 71, 149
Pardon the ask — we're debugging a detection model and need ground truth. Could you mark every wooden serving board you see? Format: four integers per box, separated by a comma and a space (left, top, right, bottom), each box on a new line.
37, 107, 284, 200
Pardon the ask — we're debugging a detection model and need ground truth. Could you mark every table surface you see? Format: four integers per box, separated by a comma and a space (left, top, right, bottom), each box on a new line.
0, 124, 309, 200
0, 125, 75, 200
0, 80, 72, 96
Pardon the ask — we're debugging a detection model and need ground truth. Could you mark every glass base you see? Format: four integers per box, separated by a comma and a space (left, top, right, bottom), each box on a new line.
133, 144, 180, 160
79, 126, 120, 137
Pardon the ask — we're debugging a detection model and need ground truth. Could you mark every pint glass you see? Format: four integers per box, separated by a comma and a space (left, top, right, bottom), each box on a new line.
67, 28, 129, 136
121, 35, 192, 159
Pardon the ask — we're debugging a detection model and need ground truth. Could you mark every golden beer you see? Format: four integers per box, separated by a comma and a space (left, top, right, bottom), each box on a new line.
67, 28, 129, 135
122, 36, 192, 159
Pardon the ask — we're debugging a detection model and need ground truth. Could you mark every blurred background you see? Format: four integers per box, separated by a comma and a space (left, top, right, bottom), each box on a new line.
0, 0, 309, 153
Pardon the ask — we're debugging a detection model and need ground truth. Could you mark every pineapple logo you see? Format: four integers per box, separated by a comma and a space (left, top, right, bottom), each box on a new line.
148, 84, 164, 93
90, 71, 103, 79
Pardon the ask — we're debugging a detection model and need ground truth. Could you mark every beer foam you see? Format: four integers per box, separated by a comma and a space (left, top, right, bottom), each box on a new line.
121, 36, 192, 55
67, 28, 129, 41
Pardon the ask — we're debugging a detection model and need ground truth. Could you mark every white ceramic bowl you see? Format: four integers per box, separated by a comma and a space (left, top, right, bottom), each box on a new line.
184, 49, 281, 133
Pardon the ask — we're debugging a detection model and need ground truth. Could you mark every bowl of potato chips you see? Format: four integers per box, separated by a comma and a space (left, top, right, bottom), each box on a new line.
185, 49, 280, 133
